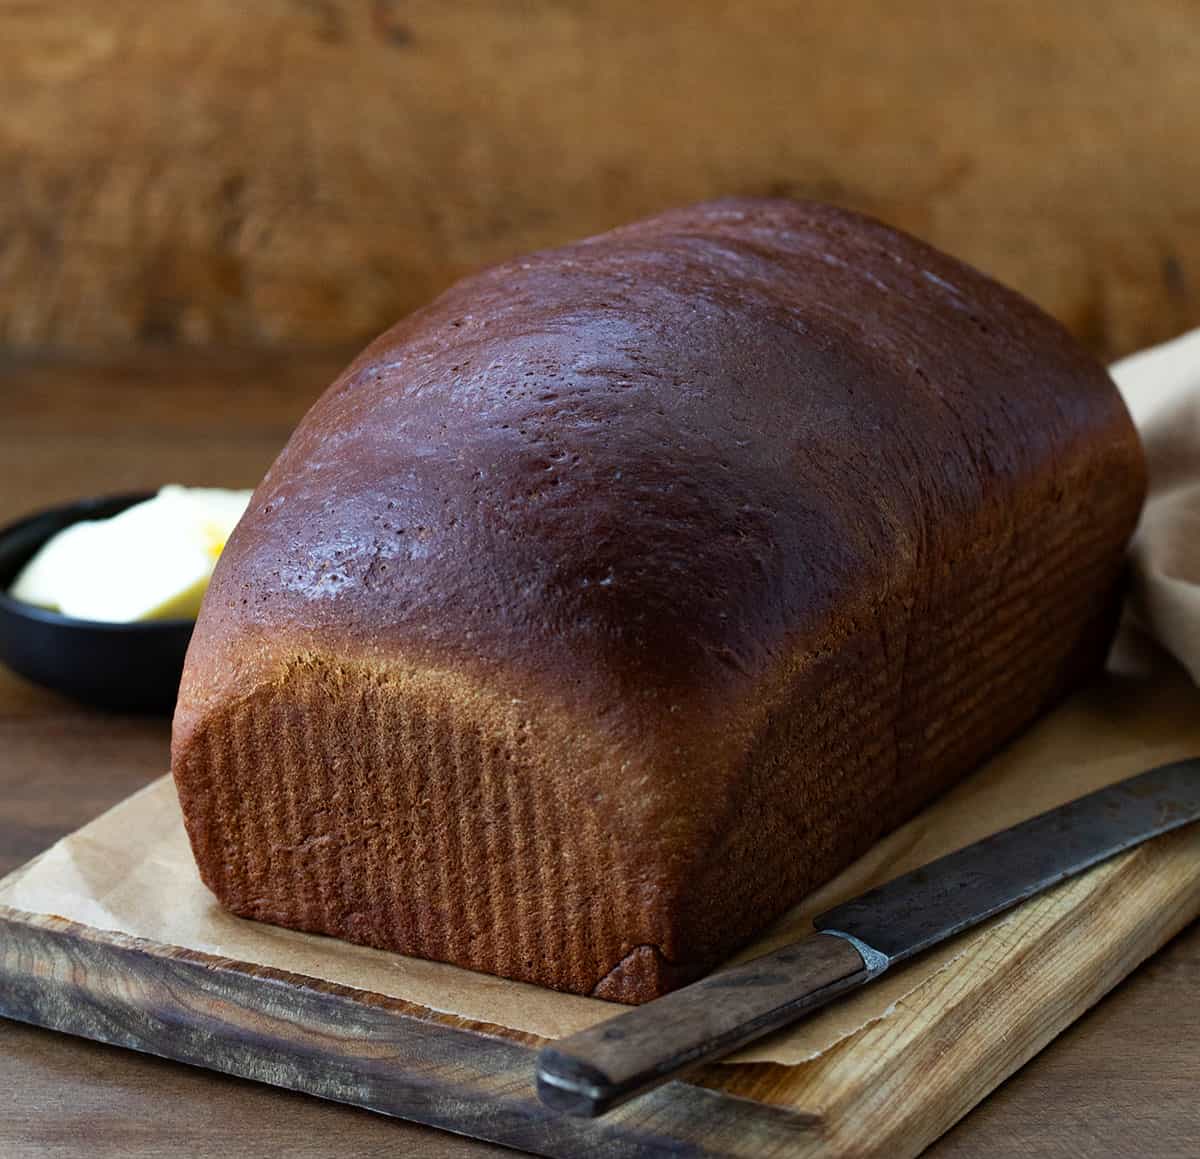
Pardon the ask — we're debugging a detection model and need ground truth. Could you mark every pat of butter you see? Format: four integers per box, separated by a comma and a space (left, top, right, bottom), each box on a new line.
9, 485, 252, 622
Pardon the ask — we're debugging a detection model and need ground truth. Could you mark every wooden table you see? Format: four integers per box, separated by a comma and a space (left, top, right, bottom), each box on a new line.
2, 354, 1197, 1158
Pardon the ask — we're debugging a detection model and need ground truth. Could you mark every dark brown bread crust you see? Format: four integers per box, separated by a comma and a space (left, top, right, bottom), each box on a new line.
172, 199, 1146, 1003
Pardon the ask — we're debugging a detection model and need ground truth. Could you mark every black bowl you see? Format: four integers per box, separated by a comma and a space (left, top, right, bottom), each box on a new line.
0, 493, 195, 714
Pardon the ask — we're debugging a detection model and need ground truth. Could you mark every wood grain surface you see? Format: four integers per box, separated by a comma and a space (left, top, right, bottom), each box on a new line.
2, 910, 832, 1159
2, 2, 1199, 357
1, 353, 1198, 1157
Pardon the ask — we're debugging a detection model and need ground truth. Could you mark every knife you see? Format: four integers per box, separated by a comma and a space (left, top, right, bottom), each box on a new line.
536, 757, 1200, 1116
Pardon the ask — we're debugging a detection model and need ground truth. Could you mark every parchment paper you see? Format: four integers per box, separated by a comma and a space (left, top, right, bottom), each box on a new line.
4, 330, 1200, 1068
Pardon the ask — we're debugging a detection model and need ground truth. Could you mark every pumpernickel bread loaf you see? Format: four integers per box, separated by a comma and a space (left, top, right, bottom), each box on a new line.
172, 199, 1145, 1003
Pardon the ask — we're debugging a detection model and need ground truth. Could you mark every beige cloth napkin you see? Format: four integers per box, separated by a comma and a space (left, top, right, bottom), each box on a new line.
1111, 327, 1200, 684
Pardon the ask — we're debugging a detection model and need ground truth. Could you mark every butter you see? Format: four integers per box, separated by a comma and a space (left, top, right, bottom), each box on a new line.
9, 485, 252, 622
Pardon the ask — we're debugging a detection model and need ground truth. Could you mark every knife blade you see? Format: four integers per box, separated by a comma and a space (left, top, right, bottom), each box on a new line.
536, 757, 1200, 1116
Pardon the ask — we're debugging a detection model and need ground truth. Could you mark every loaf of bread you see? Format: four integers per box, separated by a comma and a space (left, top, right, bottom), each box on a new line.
172, 200, 1145, 1003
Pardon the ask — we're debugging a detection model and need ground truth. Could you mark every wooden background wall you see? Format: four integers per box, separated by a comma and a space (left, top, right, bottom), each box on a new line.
3, 0, 1198, 358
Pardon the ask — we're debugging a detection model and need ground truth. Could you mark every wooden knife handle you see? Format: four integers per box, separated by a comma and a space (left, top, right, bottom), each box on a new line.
535, 931, 886, 1116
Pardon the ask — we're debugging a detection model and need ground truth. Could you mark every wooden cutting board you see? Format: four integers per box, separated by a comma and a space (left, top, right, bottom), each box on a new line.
2, 656, 1199, 1157
1, 815, 1197, 1157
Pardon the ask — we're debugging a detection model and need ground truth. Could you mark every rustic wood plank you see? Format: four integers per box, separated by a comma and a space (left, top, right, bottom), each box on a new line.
0, 1019, 513, 1159
0, 666, 171, 878
2, 1, 1199, 357
929, 924, 1200, 1159
0, 908, 820, 1159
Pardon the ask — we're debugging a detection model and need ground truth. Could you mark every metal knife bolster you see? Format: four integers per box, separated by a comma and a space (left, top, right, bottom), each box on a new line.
537, 757, 1200, 1117
820, 929, 891, 975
